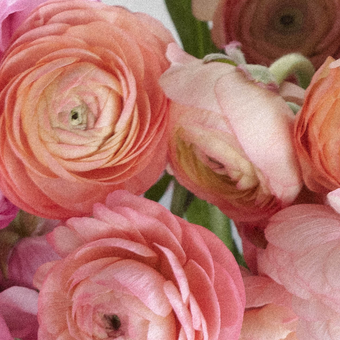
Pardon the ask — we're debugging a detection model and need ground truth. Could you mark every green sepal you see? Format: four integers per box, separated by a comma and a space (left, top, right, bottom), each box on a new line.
203, 53, 237, 66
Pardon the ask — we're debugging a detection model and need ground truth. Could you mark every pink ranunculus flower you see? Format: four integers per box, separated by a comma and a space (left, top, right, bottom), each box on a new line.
0, 0, 49, 59
34, 190, 246, 340
0, 286, 39, 340
240, 272, 298, 340
196, 0, 340, 69
257, 202, 340, 339
159, 43, 302, 222
0, 191, 19, 230
0, 212, 59, 290
0, 0, 174, 219
5, 234, 60, 289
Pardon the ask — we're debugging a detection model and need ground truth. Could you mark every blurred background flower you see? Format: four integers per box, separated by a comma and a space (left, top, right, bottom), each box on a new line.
193, 0, 340, 69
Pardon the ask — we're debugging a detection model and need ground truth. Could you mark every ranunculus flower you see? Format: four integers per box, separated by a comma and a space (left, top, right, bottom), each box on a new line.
295, 56, 340, 193
0, 213, 59, 290
5, 235, 60, 289
257, 202, 340, 339
159, 43, 302, 222
0, 286, 39, 340
193, 0, 340, 69
0, 191, 18, 230
240, 273, 298, 340
0, 0, 174, 219
34, 190, 245, 339
0, 0, 50, 59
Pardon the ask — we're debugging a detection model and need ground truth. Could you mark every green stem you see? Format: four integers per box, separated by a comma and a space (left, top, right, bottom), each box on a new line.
208, 205, 247, 267
170, 180, 193, 217
269, 53, 315, 89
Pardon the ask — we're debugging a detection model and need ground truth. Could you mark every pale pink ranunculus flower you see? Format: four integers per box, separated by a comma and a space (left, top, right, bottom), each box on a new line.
0, 286, 39, 340
240, 273, 298, 340
34, 190, 246, 340
0, 0, 174, 219
159, 43, 302, 222
193, 0, 340, 69
257, 203, 340, 339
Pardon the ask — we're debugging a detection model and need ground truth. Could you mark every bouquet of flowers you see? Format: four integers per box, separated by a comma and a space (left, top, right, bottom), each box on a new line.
0, 0, 339, 339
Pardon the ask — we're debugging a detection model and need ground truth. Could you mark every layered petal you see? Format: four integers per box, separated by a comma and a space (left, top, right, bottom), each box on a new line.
160, 44, 302, 222
295, 56, 340, 193
210, 0, 340, 68
258, 204, 340, 338
0, 0, 174, 219
36, 190, 245, 339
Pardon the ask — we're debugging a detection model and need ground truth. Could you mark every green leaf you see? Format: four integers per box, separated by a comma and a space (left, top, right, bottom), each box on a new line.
144, 172, 173, 202
164, 0, 220, 58
185, 197, 247, 267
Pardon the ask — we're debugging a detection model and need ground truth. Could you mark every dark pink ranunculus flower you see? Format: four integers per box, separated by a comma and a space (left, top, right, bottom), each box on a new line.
0, 213, 60, 290
34, 190, 245, 340
0, 286, 39, 340
6, 234, 60, 289
192, 0, 340, 69
0, 191, 18, 230
0, 0, 101, 60
0, 0, 49, 58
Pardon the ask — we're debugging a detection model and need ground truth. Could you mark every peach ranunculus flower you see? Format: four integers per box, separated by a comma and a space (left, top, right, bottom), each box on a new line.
0, 0, 174, 219
33, 190, 246, 340
159, 43, 302, 223
295, 56, 340, 194
257, 202, 340, 340
192, 0, 340, 69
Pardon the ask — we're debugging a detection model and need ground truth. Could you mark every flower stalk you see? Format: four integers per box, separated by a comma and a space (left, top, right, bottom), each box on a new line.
269, 53, 315, 89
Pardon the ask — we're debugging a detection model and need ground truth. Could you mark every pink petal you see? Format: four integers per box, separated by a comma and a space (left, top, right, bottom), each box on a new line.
8, 235, 60, 288
214, 71, 302, 203
0, 286, 39, 339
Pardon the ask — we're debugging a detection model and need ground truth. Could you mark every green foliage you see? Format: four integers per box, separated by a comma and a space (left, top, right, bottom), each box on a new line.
164, 0, 219, 58
144, 172, 173, 202
186, 197, 247, 267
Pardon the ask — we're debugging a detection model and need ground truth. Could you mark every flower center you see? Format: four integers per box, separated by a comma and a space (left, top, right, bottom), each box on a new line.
103, 314, 124, 338
105, 314, 121, 331
69, 104, 88, 130
272, 7, 304, 34
280, 14, 294, 27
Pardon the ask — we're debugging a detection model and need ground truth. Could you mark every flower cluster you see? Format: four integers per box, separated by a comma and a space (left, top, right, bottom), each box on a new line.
1, 0, 340, 339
